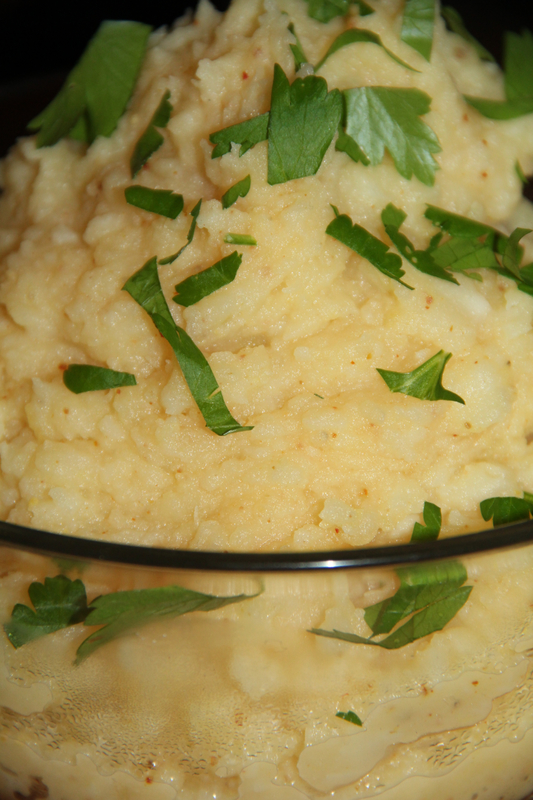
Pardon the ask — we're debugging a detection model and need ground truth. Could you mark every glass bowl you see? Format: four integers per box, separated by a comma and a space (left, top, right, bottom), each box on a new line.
1, 519, 533, 800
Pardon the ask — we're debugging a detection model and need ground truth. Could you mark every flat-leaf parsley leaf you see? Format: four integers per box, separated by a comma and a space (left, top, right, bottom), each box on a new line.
210, 114, 269, 159
377, 350, 465, 404
123, 257, 252, 436
4, 575, 260, 663
343, 87, 441, 185
221, 175, 251, 209
29, 21, 151, 147
130, 90, 173, 177
173, 252, 242, 307
63, 365, 137, 394
480, 495, 533, 527
401, 0, 435, 62
411, 501, 441, 541
311, 561, 472, 649
76, 583, 260, 663
267, 64, 342, 184
464, 29, 533, 119
381, 203, 458, 283
326, 210, 412, 288
125, 186, 184, 219
4, 575, 88, 648
159, 199, 202, 265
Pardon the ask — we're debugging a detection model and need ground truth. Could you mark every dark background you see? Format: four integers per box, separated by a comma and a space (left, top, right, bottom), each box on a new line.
1, 0, 532, 157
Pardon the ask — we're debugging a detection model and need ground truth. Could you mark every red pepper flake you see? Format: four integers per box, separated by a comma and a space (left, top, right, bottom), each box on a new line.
145, 777, 153, 785
242, 71, 248, 79
58, 363, 68, 371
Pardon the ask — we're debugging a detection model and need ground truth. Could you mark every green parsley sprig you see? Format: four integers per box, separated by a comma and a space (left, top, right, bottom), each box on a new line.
159, 200, 202, 265
123, 257, 252, 436
480, 493, 533, 527
267, 65, 343, 185
28, 21, 151, 148
311, 561, 472, 649
381, 203, 458, 283
424, 205, 533, 291
221, 175, 251, 209
4, 575, 259, 664
341, 87, 442, 186
130, 90, 173, 177
401, 0, 435, 62
125, 186, 184, 219
326, 208, 412, 288
464, 29, 533, 119
377, 350, 465, 404
173, 252, 243, 307
411, 501, 441, 541
63, 365, 137, 394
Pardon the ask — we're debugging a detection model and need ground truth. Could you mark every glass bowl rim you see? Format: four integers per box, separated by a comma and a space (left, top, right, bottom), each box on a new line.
1, 517, 533, 571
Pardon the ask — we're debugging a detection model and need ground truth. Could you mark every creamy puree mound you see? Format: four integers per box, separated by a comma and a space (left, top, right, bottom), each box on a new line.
1, 2, 533, 800
1, 0, 533, 550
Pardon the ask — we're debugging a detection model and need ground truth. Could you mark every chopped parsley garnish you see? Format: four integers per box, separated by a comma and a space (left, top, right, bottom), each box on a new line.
424, 205, 495, 238
381, 203, 458, 283
4, 575, 88, 649
441, 7, 494, 61
124, 186, 184, 219
159, 199, 202, 265
123, 257, 251, 436
288, 23, 309, 72
411, 501, 441, 541
28, 21, 151, 148
209, 114, 269, 159
267, 64, 342, 185
326, 209, 412, 288
76, 583, 258, 663
173, 252, 242, 307
224, 233, 257, 246
221, 175, 251, 209
311, 561, 472, 649
211, 66, 343, 184
342, 87, 441, 185
130, 90, 173, 177
4, 575, 259, 664
63, 364, 137, 393
464, 29, 533, 119
304, 0, 373, 23
336, 711, 363, 725
480, 494, 533, 527
424, 205, 533, 290
401, 0, 435, 62
377, 350, 465, 404
315, 29, 417, 71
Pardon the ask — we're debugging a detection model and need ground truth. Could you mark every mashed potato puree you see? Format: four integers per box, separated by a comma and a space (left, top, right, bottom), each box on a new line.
1, 0, 533, 798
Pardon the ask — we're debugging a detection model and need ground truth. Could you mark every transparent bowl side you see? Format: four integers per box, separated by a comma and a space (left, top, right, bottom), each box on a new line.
1, 538, 533, 800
